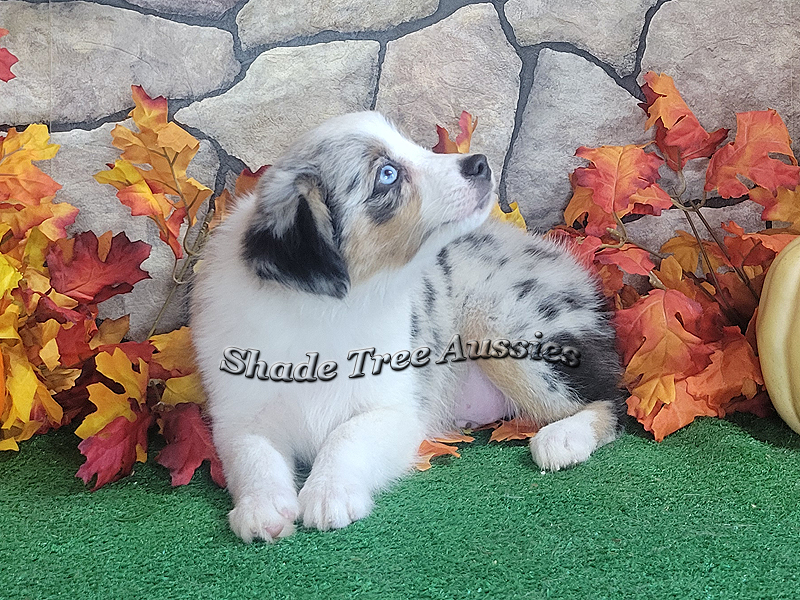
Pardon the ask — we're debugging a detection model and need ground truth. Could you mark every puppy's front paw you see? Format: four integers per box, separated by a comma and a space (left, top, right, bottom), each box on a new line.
229, 491, 299, 543
299, 478, 374, 531
529, 416, 596, 472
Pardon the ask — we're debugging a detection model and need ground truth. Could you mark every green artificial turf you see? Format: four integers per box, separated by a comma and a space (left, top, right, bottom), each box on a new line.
4, 414, 800, 599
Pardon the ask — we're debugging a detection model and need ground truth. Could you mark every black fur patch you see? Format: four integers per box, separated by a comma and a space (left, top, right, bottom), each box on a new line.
410, 311, 420, 339
514, 278, 541, 300
243, 195, 350, 299
452, 232, 496, 251
523, 245, 561, 261
436, 247, 454, 297
548, 328, 625, 415
423, 277, 437, 315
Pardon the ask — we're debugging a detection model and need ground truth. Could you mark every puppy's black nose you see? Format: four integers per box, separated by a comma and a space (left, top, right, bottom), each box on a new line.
460, 154, 491, 181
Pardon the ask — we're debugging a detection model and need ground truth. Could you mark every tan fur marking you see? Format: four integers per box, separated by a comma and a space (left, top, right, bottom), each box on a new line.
463, 311, 582, 424
344, 186, 424, 283
583, 400, 618, 444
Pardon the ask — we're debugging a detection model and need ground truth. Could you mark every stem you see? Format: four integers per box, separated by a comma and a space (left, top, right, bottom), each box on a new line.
146, 207, 215, 338
682, 210, 746, 325
689, 200, 760, 302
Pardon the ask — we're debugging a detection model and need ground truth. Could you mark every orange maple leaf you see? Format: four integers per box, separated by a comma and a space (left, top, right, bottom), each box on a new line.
660, 230, 727, 275
0, 125, 62, 207
573, 145, 667, 215
415, 431, 474, 471
748, 185, 800, 227
614, 289, 714, 412
595, 244, 655, 276
94, 86, 214, 258
705, 110, 800, 199
432, 111, 478, 154
488, 418, 540, 442
640, 72, 728, 170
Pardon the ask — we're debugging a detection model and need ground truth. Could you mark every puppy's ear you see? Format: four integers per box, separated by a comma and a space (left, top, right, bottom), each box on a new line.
242, 168, 350, 299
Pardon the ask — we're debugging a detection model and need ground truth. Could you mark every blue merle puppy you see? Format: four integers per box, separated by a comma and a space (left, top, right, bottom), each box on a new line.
190, 111, 625, 542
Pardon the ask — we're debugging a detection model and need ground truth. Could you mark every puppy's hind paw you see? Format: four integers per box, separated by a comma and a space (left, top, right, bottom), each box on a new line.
529, 413, 597, 472
229, 492, 299, 543
299, 478, 374, 531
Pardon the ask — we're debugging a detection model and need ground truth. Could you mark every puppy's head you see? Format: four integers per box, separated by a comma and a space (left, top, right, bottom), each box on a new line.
242, 111, 495, 298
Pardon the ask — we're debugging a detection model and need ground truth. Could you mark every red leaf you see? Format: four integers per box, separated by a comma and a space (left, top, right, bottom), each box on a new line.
156, 403, 225, 487
0, 29, 18, 83
76, 406, 153, 491
47, 231, 151, 304
640, 72, 728, 170
234, 165, 270, 197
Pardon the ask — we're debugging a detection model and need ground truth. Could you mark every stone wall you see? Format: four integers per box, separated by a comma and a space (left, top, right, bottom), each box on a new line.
0, 0, 796, 338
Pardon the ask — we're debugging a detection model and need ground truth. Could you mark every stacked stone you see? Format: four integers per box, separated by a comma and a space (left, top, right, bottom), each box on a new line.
0, 0, 795, 337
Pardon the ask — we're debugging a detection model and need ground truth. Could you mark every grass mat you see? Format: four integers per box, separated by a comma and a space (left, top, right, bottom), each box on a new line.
4, 415, 800, 599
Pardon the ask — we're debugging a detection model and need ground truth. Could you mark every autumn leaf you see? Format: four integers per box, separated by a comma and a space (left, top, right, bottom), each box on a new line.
614, 289, 713, 412
93, 85, 213, 258
149, 325, 196, 377
595, 244, 655, 276
488, 418, 540, 442
0, 124, 63, 207
0, 28, 18, 83
432, 111, 478, 154
640, 72, 728, 170
234, 165, 270, 197
89, 315, 130, 350
161, 373, 205, 406
573, 145, 667, 216
73, 348, 148, 439
416, 439, 462, 471
563, 177, 617, 237
660, 230, 727, 274
156, 402, 225, 487
705, 110, 800, 199
76, 407, 153, 491
415, 432, 474, 471
684, 328, 762, 412
490, 201, 527, 230
748, 185, 800, 227
74, 382, 137, 440
47, 231, 151, 304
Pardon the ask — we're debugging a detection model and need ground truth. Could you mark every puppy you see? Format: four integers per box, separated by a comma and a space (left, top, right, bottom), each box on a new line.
190, 112, 624, 542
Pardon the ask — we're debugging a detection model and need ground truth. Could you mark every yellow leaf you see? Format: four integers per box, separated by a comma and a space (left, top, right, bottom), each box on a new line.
0, 437, 18, 451
3, 346, 39, 431
35, 381, 63, 425
491, 200, 527, 231
156, 122, 199, 154
0, 303, 21, 341
0, 253, 22, 295
38, 319, 61, 370
161, 373, 206, 406
47, 288, 79, 309
22, 226, 50, 271
149, 326, 197, 374
89, 315, 130, 350
95, 348, 148, 404
40, 367, 81, 394
1, 124, 59, 163
75, 382, 136, 439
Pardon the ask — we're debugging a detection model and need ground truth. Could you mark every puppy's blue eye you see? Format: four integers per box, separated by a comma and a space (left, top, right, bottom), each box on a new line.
379, 164, 398, 185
